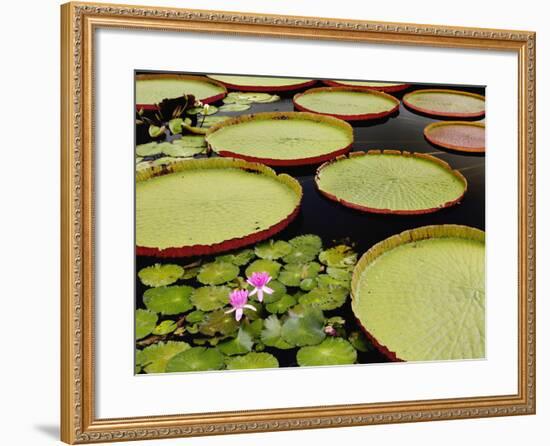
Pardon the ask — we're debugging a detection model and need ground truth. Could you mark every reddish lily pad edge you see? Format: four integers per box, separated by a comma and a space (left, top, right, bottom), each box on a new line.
402, 89, 486, 119
136, 158, 303, 258
206, 76, 317, 92
135, 74, 228, 111
315, 150, 468, 215
206, 111, 354, 167
424, 121, 485, 153
322, 80, 411, 93
293, 87, 400, 121
351, 224, 485, 362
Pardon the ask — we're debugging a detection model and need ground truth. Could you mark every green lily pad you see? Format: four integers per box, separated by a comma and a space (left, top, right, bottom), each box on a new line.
161, 141, 205, 158
199, 309, 239, 337
136, 142, 163, 157
186, 310, 205, 324
191, 286, 231, 311
143, 285, 194, 315
299, 278, 317, 291
201, 115, 231, 128
254, 240, 292, 260
348, 331, 371, 353
136, 75, 227, 104
243, 318, 264, 339
207, 75, 314, 91
319, 245, 357, 268
261, 315, 293, 349
166, 347, 225, 373
245, 259, 281, 279
136, 309, 158, 340
182, 266, 201, 280
283, 235, 323, 264
326, 266, 353, 281
281, 306, 326, 346
226, 352, 279, 370
278, 262, 322, 287
296, 338, 357, 367
215, 248, 255, 266
255, 95, 280, 104
138, 263, 184, 287
299, 286, 348, 310
152, 319, 178, 335
403, 89, 485, 118
218, 103, 251, 112
251, 280, 286, 304
197, 262, 240, 285
151, 157, 180, 167
188, 105, 218, 115
148, 125, 165, 138
136, 341, 191, 374
316, 274, 350, 289
168, 117, 192, 134
265, 294, 297, 314
218, 328, 254, 356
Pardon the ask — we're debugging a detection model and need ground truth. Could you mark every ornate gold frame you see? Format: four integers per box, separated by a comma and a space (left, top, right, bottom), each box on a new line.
60, 2, 536, 444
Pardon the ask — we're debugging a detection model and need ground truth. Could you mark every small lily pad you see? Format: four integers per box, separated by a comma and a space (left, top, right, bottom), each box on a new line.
218, 328, 254, 356
265, 294, 297, 314
151, 157, 180, 167
348, 331, 371, 353
166, 347, 225, 373
191, 286, 231, 312
201, 115, 231, 128
215, 248, 255, 266
219, 103, 251, 112
316, 274, 350, 290
188, 105, 218, 116
174, 134, 207, 147
161, 142, 205, 158
278, 262, 322, 287
326, 267, 353, 281
136, 309, 158, 340
143, 285, 194, 315
261, 315, 293, 349
245, 259, 281, 279
136, 142, 162, 157
226, 352, 279, 370
186, 310, 205, 324
283, 235, 323, 264
198, 262, 240, 285
281, 306, 326, 346
148, 125, 165, 138
251, 280, 286, 304
319, 245, 357, 268
182, 266, 201, 280
152, 319, 178, 335
299, 286, 348, 310
136, 341, 191, 374
300, 278, 317, 291
138, 263, 184, 287
254, 240, 292, 260
296, 338, 357, 367
199, 309, 239, 336
168, 117, 192, 134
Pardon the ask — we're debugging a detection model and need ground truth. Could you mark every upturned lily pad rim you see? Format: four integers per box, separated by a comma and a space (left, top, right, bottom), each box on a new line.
206, 75, 317, 92
136, 157, 303, 258
205, 111, 354, 167
402, 89, 486, 118
315, 150, 468, 215
424, 121, 486, 153
322, 79, 411, 93
135, 74, 227, 110
293, 87, 400, 121
351, 224, 485, 362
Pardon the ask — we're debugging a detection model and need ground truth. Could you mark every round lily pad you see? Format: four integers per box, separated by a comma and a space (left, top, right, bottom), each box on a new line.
254, 240, 292, 260
215, 249, 255, 266
188, 105, 218, 115
294, 87, 399, 121
283, 235, 323, 264
296, 338, 357, 367
201, 115, 231, 128
298, 286, 348, 310
136, 158, 302, 257
351, 224, 485, 361
138, 263, 184, 287
323, 79, 410, 93
261, 315, 293, 349
206, 75, 316, 92
152, 319, 178, 335
278, 262, 322, 286
165, 347, 225, 373
197, 262, 239, 285
316, 274, 350, 290
161, 138, 206, 157
191, 286, 231, 311
319, 245, 357, 268
326, 266, 353, 281
136, 341, 191, 374
315, 150, 467, 214
136, 142, 163, 157
136, 74, 227, 108
143, 285, 194, 315
403, 89, 485, 118
245, 259, 281, 279
424, 121, 485, 153
265, 294, 297, 314
186, 310, 205, 324
135, 309, 158, 340
281, 307, 326, 346
251, 279, 286, 304
206, 112, 353, 166
168, 117, 192, 135
199, 309, 239, 336
218, 103, 251, 112
226, 352, 279, 370
218, 328, 254, 356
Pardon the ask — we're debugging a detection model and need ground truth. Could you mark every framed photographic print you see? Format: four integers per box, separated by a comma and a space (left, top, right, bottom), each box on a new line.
60, 2, 536, 444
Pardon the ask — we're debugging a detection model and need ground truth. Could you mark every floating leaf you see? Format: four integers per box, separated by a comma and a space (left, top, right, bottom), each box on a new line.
319, 245, 357, 268
243, 318, 264, 339
148, 125, 165, 138
136, 341, 191, 374
182, 266, 201, 280
166, 347, 225, 373
151, 157, 180, 167
226, 352, 279, 370
136, 157, 143, 163
316, 274, 350, 290
168, 117, 192, 135
218, 328, 254, 356
191, 286, 231, 312
199, 309, 239, 337
201, 115, 231, 128
348, 331, 371, 353
197, 262, 240, 285
215, 248, 255, 266
135, 309, 158, 340
283, 235, 323, 264
186, 310, 205, 324
136, 142, 162, 157
188, 105, 218, 115
278, 262, 322, 287
152, 319, 178, 335
161, 142, 205, 158
251, 280, 286, 304
261, 315, 293, 350
138, 263, 184, 287
296, 338, 357, 367
218, 103, 251, 112
281, 306, 326, 346
299, 286, 348, 310
174, 134, 206, 147
300, 278, 317, 291
326, 266, 353, 281
245, 259, 281, 279
143, 285, 194, 315
255, 94, 280, 104
265, 294, 296, 314
254, 240, 292, 260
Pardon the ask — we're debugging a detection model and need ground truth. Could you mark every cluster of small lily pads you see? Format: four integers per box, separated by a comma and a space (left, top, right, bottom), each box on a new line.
135, 234, 372, 374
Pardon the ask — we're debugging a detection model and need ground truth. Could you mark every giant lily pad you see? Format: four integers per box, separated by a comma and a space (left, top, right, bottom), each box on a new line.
315, 150, 467, 215
206, 75, 316, 92
296, 338, 357, 367
136, 158, 302, 257
135, 309, 158, 340
136, 74, 227, 109
137, 341, 191, 373
351, 224, 485, 362
281, 306, 326, 346
205, 112, 353, 166
143, 285, 194, 315
138, 263, 184, 287
323, 79, 410, 93
191, 286, 231, 311
424, 121, 485, 153
293, 87, 399, 121
165, 347, 225, 373
403, 89, 485, 118
226, 352, 279, 370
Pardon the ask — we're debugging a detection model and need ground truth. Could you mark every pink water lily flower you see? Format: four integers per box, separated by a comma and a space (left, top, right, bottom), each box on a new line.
247, 272, 274, 303
225, 289, 256, 321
